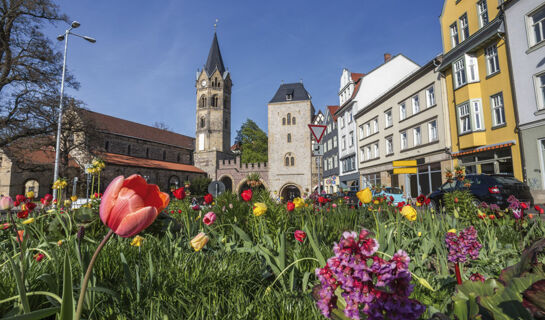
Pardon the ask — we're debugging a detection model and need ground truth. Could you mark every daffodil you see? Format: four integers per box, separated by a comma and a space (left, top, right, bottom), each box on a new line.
71, 195, 78, 202
356, 188, 373, 204
400, 205, 417, 221
417, 232, 422, 237
447, 228, 457, 234
293, 197, 305, 208
22, 218, 35, 225
130, 235, 144, 247
253, 202, 267, 216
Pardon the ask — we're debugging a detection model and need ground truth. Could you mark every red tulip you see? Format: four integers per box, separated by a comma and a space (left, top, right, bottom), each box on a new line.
294, 230, 306, 243
2, 223, 11, 230
34, 253, 45, 262
99, 175, 169, 238
520, 202, 528, 210
15, 194, 26, 203
177, 209, 182, 214
203, 212, 217, 226
318, 196, 327, 204
286, 201, 295, 212
241, 189, 253, 202
535, 205, 544, 215
17, 210, 29, 219
26, 202, 36, 211
203, 193, 213, 205
172, 187, 185, 200
454, 197, 459, 203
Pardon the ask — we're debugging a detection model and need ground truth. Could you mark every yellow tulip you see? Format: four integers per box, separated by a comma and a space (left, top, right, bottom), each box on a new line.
418, 232, 422, 237
22, 218, 35, 225
447, 228, 457, 234
130, 235, 144, 247
293, 197, 304, 208
253, 202, 267, 216
71, 195, 78, 202
373, 200, 379, 205
400, 205, 417, 221
57, 240, 63, 246
26, 191, 35, 199
190, 232, 209, 251
356, 188, 373, 204
64, 200, 72, 207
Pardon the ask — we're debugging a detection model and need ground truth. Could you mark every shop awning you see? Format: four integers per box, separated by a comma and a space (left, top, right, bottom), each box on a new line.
452, 141, 515, 157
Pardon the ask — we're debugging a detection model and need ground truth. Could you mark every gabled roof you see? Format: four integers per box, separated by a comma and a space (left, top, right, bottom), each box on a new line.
269, 83, 311, 104
101, 152, 205, 173
79, 109, 194, 150
204, 33, 226, 77
350, 73, 365, 82
327, 105, 340, 121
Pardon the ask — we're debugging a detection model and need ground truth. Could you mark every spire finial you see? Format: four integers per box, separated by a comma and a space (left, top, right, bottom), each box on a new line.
214, 19, 219, 32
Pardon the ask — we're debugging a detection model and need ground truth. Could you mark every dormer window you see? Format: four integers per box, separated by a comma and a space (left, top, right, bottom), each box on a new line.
286, 93, 293, 101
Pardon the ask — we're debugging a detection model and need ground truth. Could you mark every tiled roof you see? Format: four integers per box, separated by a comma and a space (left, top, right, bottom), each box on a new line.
101, 152, 205, 173
350, 73, 365, 82
5, 142, 78, 168
327, 105, 340, 121
269, 83, 311, 103
80, 109, 194, 150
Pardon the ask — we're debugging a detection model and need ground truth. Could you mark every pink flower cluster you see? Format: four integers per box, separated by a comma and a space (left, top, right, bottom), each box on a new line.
314, 229, 425, 320
445, 226, 481, 264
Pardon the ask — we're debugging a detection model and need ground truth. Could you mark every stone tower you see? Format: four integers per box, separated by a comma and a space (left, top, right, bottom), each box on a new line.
194, 32, 233, 179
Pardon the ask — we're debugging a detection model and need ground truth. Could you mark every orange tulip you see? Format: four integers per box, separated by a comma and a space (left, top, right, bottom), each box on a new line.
99, 175, 169, 238
17, 230, 24, 242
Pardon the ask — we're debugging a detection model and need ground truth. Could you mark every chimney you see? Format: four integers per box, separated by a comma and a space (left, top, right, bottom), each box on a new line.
384, 53, 392, 62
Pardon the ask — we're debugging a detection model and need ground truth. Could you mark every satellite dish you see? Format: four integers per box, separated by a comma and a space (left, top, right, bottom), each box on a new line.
208, 181, 226, 197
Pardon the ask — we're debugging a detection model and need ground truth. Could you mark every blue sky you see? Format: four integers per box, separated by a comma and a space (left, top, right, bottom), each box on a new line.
49, 0, 444, 142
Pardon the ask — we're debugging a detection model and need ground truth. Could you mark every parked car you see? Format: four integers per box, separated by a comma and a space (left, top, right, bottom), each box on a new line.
374, 187, 406, 206
334, 190, 360, 207
428, 174, 534, 210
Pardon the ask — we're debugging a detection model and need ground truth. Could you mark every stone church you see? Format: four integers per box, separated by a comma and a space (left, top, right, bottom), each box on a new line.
194, 33, 318, 200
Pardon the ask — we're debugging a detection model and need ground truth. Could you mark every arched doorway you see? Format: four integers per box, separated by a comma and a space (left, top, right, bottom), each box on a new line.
220, 176, 233, 192
238, 179, 265, 195
280, 184, 301, 202
169, 175, 180, 191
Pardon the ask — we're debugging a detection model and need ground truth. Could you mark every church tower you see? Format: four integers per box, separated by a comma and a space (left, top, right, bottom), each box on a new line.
194, 32, 233, 179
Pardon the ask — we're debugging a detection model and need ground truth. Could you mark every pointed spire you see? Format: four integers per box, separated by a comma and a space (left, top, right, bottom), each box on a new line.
204, 33, 225, 77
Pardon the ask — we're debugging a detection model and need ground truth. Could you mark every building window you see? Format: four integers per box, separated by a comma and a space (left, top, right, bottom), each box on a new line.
127, 144, 131, 155
292, 117, 296, 125
372, 118, 378, 133
426, 86, 435, 107
282, 118, 286, 125
360, 147, 365, 161
200, 95, 207, 108
428, 120, 438, 142
386, 136, 393, 155
450, 22, 459, 48
365, 123, 371, 136
349, 131, 354, 147
284, 153, 295, 166
385, 110, 392, 128
348, 112, 353, 123
453, 58, 467, 89
146, 148, 150, 158
485, 44, 500, 75
291, 157, 295, 166
458, 103, 472, 134
459, 14, 469, 42
413, 127, 422, 146
163, 150, 166, 161
328, 139, 332, 150
536, 72, 545, 110
287, 113, 291, 125
528, 5, 545, 46
333, 155, 338, 167
104, 141, 109, 152
399, 103, 406, 120
457, 100, 484, 134
340, 116, 345, 128
333, 135, 337, 148
211, 95, 218, 107
491, 93, 506, 126
412, 95, 420, 114
366, 146, 371, 160
359, 124, 364, 139
342, 135, 346, 150
400, 131, 407, 150
373, 143, 379, 158
477, 0, 489, 27
286, 93, 293, 100
177, 153, 181, 162
467, 55, 479, 83
287, 133, 291, 143
200, 117, 205, 128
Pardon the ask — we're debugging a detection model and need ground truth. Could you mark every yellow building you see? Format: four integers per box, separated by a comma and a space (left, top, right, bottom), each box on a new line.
439, 0, 522, 180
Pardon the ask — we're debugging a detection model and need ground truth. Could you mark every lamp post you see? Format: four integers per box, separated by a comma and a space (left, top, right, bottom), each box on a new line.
52, 21, 96, 203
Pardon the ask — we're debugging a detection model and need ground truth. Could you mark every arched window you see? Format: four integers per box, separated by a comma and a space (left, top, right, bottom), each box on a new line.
292, 117, 296, 125
291, 157, 295, 166
287, 113, 291, 125
285, 157, 290, 166
200, 117, 205, 128
282, 118, 286, 125
25, 179, 39, 196
284, 153, 294, 167
211, 95, 218, 107
104, 141, 109, 151
287, 133, 291, 143
200, 95, 207, 108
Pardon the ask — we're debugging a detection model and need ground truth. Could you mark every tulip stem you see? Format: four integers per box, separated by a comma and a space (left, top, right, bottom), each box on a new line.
455, 263, 463, 285
75, 229, 114, 320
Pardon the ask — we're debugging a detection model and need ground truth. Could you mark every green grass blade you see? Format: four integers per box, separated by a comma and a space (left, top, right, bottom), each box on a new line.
7, 253, 30, 314
1, 307, 60, 320
60, 252, 74, 320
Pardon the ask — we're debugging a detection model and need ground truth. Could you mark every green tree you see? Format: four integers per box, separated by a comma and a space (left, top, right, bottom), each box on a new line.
235, 119, 268, 163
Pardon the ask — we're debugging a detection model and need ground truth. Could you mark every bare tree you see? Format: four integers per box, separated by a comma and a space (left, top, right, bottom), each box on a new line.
152, 121, 171, 131
0, 0, 79, 148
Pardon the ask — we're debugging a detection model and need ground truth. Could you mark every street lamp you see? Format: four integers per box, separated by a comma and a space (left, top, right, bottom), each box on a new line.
52, 21, 96, 203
